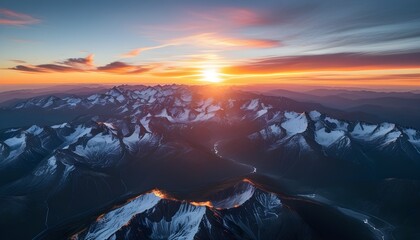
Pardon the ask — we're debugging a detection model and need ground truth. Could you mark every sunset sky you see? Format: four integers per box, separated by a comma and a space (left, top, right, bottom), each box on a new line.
1, 0, 420, 90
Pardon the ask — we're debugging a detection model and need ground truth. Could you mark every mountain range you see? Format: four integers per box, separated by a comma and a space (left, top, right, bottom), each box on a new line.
246, 87, 420, 129
0, 85, 419, 239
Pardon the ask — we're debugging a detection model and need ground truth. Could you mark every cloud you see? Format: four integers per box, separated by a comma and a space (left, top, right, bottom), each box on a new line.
223, 52, 420, 74
120, 44, 174, 58
187, 8, 267, 28
121, 33, 280, 58
36, 64, 80, 72
172, 33, 280, 48
61, 54, 95, 70
10, 65, 45, 73
141, 5, 314, 33
120, 6, 290, 59
189, 6, 315, 28
10, 54, 95, 73
10, 59, 26, 64
0, 8, 40, 26
97, 61, 149, 74
10, 54, 150, 75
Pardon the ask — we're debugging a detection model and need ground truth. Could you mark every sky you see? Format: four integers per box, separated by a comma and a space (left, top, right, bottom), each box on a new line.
1, 0, 420, 90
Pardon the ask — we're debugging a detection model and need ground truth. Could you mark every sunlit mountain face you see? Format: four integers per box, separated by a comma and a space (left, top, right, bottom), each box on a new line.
1, 0, 420, 239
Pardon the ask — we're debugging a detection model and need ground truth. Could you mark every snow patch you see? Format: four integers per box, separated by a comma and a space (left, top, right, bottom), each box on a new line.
241, 99, 259, 111
325, 117, 348, 130
51, 123, 69, 129
64, 97, 81, 106
351, 123, 377, 139
281, 112, 308, 135
315, 128, 345, 147
140, 115, 152, 132
255, 108, 268, 119
84, 193, 160, 240
144, 203, 206, 240
404, 128, 420, 147
4, 134, 27, 161
62, 125, 92, 148
26, 125, 43, 135
34, 156, 57, 176
156, 108, 175, 122
309, 110, 321, 121
352, 122, 396, 141
211, 183, 255, 209
207, 104, 221, 113
73, 133, 122, 167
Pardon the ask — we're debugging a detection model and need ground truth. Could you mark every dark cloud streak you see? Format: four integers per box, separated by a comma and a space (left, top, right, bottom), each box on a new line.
97, 61, 150, 74
10, 55, 149, 75
10, 65, 45, 73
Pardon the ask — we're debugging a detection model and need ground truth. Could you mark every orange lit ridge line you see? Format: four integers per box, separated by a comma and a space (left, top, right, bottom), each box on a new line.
72, 190, 180, 238
72, 179, 260, 238
94, 194, 146, 222
151, 189, 216, 208
151, 178, 258, 209
93, 178, 258, 223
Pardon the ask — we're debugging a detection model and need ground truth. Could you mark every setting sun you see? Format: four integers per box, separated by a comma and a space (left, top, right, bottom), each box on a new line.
201, 68, 222, 83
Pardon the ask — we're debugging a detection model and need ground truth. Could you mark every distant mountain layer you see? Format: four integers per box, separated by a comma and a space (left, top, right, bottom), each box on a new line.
252, 88, 420, 129
0, 85, 419, 239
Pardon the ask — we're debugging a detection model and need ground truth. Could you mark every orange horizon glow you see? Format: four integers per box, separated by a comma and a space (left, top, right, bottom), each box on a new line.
2, 65, 420, 90
2, 50, 420, 89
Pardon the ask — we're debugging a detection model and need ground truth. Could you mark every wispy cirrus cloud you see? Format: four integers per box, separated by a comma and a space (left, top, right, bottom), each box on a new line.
10, 54, 150, 75
121, 33, 280, 58
139, 6, 313, 33
187, 6, 314, 28
172, 33, 280, 48
120, 44, 174, 58
10, 59, 26, 64
0, 8, 40, 26
120, 6, 290, 59
223, 52, 420, 74
185, 7, 269, 29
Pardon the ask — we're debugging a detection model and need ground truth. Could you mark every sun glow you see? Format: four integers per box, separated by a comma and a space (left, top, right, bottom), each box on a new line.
201, 67, 222, 83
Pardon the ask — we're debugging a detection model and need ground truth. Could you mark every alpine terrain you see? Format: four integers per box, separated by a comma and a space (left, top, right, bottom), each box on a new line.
0, 85, 419, 240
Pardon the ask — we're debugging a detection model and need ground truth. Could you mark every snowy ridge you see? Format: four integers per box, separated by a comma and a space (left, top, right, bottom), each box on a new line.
10, 85, 419, 154
315, 128, 346, 147
281, 112, 308, 135
76, 184, 283, 240
83, 193, 161, 240
72, 132, 123, 168
4, 85, 420, 167
2, 133, 27, 164
247, 107, 420, 158
143, 203, 206, 240
208, 182, 255, 209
